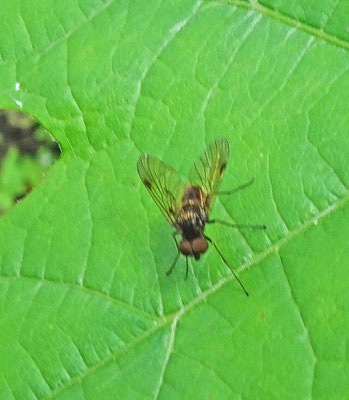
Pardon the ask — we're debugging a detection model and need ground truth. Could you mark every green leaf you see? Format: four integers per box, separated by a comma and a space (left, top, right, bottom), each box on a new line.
0, 0, 348, 399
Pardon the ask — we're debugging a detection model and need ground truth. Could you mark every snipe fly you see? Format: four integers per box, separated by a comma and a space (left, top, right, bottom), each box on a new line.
137, 138, 266, 296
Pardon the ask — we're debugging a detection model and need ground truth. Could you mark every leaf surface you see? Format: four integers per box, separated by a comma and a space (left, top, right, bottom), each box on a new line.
0, 0, 348, 399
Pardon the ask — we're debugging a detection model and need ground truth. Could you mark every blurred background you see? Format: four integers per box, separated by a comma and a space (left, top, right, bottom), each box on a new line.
0, 110, 60, 214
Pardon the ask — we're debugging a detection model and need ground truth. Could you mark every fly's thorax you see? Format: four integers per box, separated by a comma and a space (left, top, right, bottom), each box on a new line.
176, 203, 206, 240
182, 185, 203, 202
175, 185, 207, 239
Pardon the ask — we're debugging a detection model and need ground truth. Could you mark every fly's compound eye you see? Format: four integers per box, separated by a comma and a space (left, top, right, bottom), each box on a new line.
179, 240, 193, 256
191, 237, 208, 254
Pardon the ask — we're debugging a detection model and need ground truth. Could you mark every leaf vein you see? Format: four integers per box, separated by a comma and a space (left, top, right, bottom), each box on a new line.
275, 251, 317, 397
175, 350, 237, 396
153, 314, 180, 399
213, 0, 349, 50
128, 0, 203, 138
0, 274, 158, 321
40, 190, 349, 398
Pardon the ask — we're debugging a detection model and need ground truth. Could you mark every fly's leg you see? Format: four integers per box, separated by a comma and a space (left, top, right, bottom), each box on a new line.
219, 178, 255, 195
206, 220, 267, 230
214, 178, 267, 229
171, 231, 180, 250
166, 253, 180, 276
166, 231, 180, 276
205, 235, 249, 297
184, 257, 189, 281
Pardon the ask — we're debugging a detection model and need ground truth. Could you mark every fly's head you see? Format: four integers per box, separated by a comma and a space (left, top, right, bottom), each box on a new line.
179, 237, 208, 260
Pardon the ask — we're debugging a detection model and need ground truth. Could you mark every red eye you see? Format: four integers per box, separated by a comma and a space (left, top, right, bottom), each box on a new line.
192, 237, 208, 254
179, 240, 193, 256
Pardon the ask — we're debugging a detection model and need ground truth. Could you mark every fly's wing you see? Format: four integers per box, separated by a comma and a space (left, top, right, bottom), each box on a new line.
189, 138, 229, 217
137, 154, 185, 226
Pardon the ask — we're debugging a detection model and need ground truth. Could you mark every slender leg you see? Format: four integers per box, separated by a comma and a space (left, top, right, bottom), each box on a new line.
207, 219, 267, 230
166, 231, 181, 276
205, 235, 249, 296
172, 231, 180, 250
166, 252, 180, 276
219, 177, 255, 195
184, 257, 189, 281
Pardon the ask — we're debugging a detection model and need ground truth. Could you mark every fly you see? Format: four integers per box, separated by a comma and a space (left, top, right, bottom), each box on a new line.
137, 138, 266, 296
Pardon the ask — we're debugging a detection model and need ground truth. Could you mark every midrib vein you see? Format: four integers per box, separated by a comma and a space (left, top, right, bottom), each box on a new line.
48, 191, 349, 398
212, 0, 349, 51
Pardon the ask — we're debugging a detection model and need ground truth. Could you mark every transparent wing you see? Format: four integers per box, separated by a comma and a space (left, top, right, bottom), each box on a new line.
189, 138, 229, 216
137, 154, 185, 225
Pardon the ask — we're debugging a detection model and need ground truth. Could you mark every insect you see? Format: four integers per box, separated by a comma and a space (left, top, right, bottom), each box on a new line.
137, 138, 266, 296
